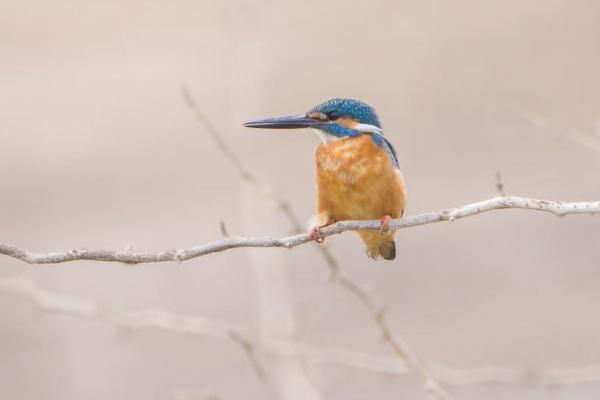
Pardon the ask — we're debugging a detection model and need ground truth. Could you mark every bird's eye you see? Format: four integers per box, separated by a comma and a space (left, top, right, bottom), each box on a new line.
307, 112, 328, 122
327, 111, 340, 121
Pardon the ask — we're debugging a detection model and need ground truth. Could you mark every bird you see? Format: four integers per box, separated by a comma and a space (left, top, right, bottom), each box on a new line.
243, 98, 407, 260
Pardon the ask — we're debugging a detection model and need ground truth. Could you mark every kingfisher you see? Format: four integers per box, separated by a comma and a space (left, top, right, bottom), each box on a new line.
244, 98, 407, 260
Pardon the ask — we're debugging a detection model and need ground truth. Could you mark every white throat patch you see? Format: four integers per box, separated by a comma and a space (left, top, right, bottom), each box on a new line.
309, 128, 343, 144
309, 124, 385, 144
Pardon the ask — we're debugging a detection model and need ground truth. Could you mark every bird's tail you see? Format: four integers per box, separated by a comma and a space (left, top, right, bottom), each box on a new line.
358, 230, 396, 260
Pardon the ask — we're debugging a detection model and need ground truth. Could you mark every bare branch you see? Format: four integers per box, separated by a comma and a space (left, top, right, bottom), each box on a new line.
520, 111, 600, 153
181, 86, 257, 183
0, 277, 279, 397
4, 276, 600, 389
0, 196, 597, 265
172, 388, 221, 400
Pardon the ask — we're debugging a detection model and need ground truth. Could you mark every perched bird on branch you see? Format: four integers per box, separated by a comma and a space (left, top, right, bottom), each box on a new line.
244, 98, 407, 260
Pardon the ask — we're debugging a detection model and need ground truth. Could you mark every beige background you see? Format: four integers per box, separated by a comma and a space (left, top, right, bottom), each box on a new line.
1, 0, 599, 399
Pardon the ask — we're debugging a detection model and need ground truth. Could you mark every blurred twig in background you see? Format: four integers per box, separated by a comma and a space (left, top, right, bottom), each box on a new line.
0, 276, 281, 399
172, 388, 221, 400
181, 86, 304, 231
495, 172, 506, 196
520, 111, 600, 153
4, 276, 600, 389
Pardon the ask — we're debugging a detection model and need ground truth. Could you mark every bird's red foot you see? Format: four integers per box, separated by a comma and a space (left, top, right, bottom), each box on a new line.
310, 227, 325, 243
380, 215, 392, 233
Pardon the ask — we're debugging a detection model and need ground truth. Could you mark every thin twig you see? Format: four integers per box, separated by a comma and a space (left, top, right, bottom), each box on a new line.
172, 388, 221, 400
4, 276, 600, 388
219, 220, 229, 237
495, 171, 506, 196
520, 111, 600, 153
181, 86, 257, 183
0, 277, 278, 397
0, 196, 597, 265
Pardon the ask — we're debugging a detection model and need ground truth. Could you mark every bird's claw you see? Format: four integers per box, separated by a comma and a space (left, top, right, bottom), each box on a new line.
380, 215, 392, 234
310, 227, 325, 243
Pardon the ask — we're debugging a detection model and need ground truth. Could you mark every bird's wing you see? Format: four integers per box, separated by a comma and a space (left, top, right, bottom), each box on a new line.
371, 133, 400, 170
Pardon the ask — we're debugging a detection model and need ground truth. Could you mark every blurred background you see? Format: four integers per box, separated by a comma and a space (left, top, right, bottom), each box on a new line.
1, 0, 599, 399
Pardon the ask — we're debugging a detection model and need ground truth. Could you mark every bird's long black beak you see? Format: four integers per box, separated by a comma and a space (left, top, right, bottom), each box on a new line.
243, 114, 320, 129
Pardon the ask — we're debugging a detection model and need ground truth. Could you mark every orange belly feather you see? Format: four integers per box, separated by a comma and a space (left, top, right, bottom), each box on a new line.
315, 134, 407, 260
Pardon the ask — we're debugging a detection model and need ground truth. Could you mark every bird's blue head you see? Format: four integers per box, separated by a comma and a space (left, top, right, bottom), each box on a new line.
243, 98, 382, 139
244, 98, 399, 168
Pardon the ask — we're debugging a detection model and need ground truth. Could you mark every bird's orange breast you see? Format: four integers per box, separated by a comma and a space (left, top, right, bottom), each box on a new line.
315, 134, 406, 222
